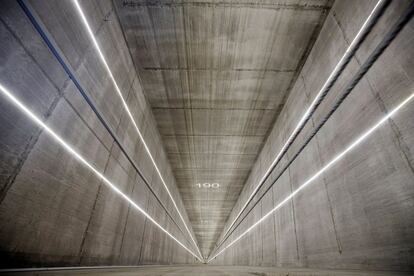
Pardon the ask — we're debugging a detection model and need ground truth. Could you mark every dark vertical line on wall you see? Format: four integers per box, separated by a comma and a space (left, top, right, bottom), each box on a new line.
118, 188, 133, 260
323, 173, 343, 253
0, 105, 50, 205
302, 75, 342, 254
116, 84, 136, 262
0, 17, 65, 93
333, 0, 414, 174
260, 201, 264, 265
138, 194, 151, 263
78, 185, 103, 264
313, 116, 343, 254
0, 17, 68, 206
354, 58, 414, 177
271, 185, 278, 264
0, 95, 63, 203
333, 0, 414, 175
63, 99, 113, 152
372, 90, 414, 176
78, 90, 129, 263
287, 167, 300, 262
78, 142, 114, 265
315, 134, 343, 254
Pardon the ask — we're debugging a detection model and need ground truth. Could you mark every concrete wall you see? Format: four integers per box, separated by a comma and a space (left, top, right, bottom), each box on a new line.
0, 0, 197, 268
211, 0, 414, 272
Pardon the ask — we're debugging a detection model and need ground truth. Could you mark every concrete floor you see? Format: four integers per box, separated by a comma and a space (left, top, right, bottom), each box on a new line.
1, 266, 413, 276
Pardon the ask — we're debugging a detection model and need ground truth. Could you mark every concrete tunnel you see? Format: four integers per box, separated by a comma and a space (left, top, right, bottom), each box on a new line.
0, 0, 413, 275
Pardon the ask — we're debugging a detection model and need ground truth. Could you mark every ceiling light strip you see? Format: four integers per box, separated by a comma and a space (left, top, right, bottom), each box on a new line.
0, 83, 203, 263
208, 91, 414, 262
216, 0, 388, 249
72, 0, 202, 259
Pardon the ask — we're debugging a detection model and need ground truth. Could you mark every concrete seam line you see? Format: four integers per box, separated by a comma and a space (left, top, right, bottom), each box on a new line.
0, 83, 202, 263
212, 0, 389, 256
16, 0, 193, 247
208, 92, 414, 262
71, 0, 203, 260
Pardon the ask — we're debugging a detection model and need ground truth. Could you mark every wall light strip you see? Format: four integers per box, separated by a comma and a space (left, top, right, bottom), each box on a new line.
72, 0, 202, 259
215, 0, 387, 249
208, 92, 414, 262
0, 83, 203, 263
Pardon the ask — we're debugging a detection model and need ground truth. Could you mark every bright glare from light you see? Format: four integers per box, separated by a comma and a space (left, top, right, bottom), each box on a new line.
0, 83, 203, 263
72, 0, 202, 259
208, 92, 414, 262
215, 0, 386, 252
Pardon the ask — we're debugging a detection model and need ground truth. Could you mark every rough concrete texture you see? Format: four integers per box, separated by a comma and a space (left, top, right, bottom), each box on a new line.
0, 0, 413, 273
2, 265, 414, 276
0, 0, 197, 268
211, 0, 414, 272
114, 0, 333, 257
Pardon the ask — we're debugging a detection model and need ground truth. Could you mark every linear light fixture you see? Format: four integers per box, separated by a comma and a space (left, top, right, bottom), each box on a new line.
71, 0, 203, 260
0, 83, 203, 263
208, 92, 414, 262
214, 0, 387, 251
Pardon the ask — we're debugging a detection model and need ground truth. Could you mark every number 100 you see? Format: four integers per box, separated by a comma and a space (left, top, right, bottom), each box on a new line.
196, 183, 220, 188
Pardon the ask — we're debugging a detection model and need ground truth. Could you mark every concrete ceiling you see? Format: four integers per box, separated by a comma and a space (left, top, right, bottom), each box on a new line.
114, 0, 332, 257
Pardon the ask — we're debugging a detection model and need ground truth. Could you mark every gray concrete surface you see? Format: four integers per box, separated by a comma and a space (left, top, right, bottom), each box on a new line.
0, 0, 196, 268
0, 0, 413, 273
2, 265, 413, 276
114, 0, 333, 257
211, 0, 414, 271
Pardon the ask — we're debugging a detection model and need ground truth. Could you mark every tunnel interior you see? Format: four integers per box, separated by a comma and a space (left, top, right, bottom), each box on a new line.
0, 0, 413, 275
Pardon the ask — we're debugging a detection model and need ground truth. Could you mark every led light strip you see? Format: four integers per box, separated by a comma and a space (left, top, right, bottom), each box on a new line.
0, 83, 203, 263
71, 0, 203, 260
208, 92, 414, 262
215, 0, 387, 251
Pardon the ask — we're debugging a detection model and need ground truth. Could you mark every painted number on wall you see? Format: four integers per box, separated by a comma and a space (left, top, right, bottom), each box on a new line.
196, 183, 220, 189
